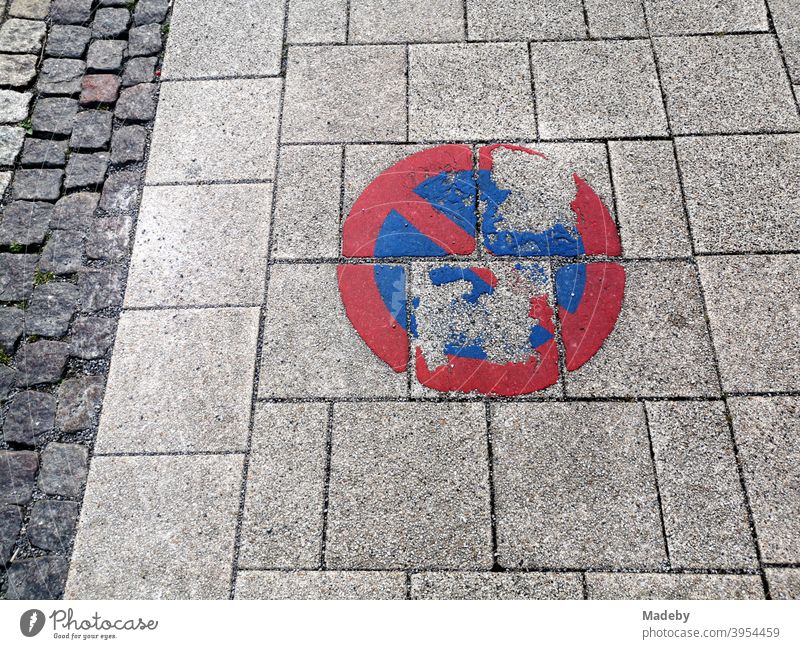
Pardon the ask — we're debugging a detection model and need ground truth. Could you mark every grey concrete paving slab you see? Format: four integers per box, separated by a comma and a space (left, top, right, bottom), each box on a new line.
350, 0, 463, 43
66, 454, 243, 599
235, 570, 406, 599
655, 35, 799, 135
492, 402, 666, 569
765, 568, 800, 599
565, 261, 719, 398
272, 145, 341, 259
410, 572, 583, 599
531, 40, 668, 139
96, 307, 260, 453
126, 184, 272, 307
287, 0, 346, 44
238, 403, 327, 569
770, 0, 800, 83
646, 401, 757, 568
644, 0, 769, 35
608, 141, 692, 257
587, 573, 764, 599
146, 78, 281, 183
698, 255, 799, 393
729, 397, 800, 563
676, 135, 800, 254
325, 402, 492, 569
466, 0, 585, 40
258, 264, 407, 398
282, 45, 406, 143
585, 0, 648, 37
162, 0, 283, 79
409, 43, 537, 141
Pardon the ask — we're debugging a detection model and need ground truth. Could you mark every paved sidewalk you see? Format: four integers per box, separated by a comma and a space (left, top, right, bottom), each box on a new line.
3, 0, 800, 600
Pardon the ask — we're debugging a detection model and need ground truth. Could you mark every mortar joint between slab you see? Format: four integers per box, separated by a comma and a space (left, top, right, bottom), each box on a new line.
641, 402, 672, 569
319, 402, 335, 569
763, 0, 800, 118
484, 401, 500, 570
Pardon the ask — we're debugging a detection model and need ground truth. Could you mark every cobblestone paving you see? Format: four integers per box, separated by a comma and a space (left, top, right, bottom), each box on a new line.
3, 0, 800, 600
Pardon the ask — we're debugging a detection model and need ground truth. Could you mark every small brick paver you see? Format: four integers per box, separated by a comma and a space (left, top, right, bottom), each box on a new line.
66, 455, 244, 599
492, 402, 666, 569
126, 183, 272, 307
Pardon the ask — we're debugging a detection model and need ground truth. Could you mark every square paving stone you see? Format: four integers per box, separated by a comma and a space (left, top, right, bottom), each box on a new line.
9, 0, 51, 20
288, 0, 347, 43
235, 571, 406, 599
655, 35, 799, 135
38, 442, 88, 498
27, 500, 78, 553
676, 135, 800, 253
283, 45, 406, 143
608, 141, 692, 257
0, 253, 36, 300
410, 572, 583, 600
66, 454, 244, 599
584, 0, 648, 37
96, 307, 259, 453
766, 568, 800, 599
530, 40, 668, 139
643, 0, 768, 35
492, 402, 665, 569
349, 0, 463, 43
325, 402, 492, 569
771, 0, 800, 83
126, 183, 272, 307
5, 556, 69, 599
0, 201, 52, 246
258, 264, 407, 398
0, 53, 37, 86
238, 403, 327, 569
0, 89, 32, 122
146, 78, 281, 183
586, 573, 764, 599
467, 0, 585, 40
86, 39, 126, 72
272, 145, 341, 259
565, 261, 719, 398
45, 25, 91, 58
729, 397, 800, 563
409, 43, 537, 141
698, 254, 798, 393
162, 0, 283, 78
344, 144, 428, 214
646, 401, 757, 569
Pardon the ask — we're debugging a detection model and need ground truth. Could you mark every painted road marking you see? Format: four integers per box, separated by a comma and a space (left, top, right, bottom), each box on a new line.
338, 144, 625, 396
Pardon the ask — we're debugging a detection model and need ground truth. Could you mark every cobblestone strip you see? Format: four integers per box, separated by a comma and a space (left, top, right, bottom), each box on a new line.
0, 0, 172, 599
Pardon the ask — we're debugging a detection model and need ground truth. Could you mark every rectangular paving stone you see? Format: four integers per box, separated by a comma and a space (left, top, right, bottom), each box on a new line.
608, 141, 692, 257
326, 402, 492, 569
126, 183, 272, 307
282, 45, 406, 143
258, 264, 406, 398
566, 261, 719, 398
238, 403, 327, 569
288, 0, 347, 44
467, 0, 585, 40
409, 43, 537, 141
235, 570, 406, 599
146, 78, 281, 183
585, 0, 648, 37
655, 35, 799, 135
765, 568, 800, 599
66, 454, 243, 599
586, 573, 764, 599
96, 307, 260, 453
162, 0, 283, 78
530, 41, 668, 139
349, 0, 463, 43
771, 0, 800, 83
676, 135, 800, 253
698, 255, 798, 393
410, 572, 583, 600
272, 145, 341, 259
492, 402, 666, 569
644, 0, 768, 35
646, 401, 757, 569
729, 396, 800, 563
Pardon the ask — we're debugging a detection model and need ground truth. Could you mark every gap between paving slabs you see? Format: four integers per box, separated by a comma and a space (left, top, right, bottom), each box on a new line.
0, 0, 173, 600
